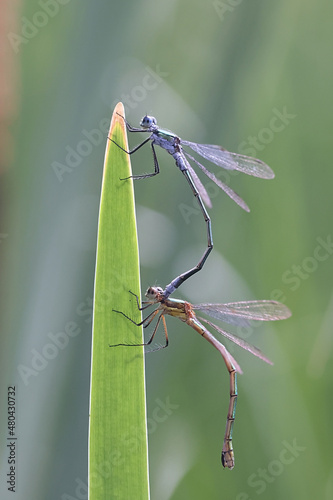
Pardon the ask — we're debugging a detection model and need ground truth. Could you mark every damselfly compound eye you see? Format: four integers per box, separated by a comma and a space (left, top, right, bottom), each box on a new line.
140, 115, 156, 128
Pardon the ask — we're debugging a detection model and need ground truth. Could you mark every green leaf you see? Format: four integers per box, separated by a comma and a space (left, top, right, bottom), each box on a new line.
89, 103, 149, 500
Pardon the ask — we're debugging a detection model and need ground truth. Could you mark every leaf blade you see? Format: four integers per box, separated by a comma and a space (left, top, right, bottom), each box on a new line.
89, 103, 150, 500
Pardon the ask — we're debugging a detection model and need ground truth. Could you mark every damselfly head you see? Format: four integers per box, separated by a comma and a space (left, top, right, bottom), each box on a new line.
140, 115, 157, 128
145, 286, 163, 301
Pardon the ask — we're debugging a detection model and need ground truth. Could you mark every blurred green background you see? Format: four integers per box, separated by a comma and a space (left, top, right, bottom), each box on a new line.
1, 1, 333, 499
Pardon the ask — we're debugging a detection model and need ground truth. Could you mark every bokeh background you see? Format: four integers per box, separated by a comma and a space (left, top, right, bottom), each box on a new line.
1, 1, 333, 499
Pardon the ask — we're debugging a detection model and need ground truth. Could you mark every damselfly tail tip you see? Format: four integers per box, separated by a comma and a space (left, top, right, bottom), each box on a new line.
221, 450, 235, 470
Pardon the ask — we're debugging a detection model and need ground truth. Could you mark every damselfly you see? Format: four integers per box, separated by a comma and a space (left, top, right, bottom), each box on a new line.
111, 286, 291, 469
110, 115, 275, 298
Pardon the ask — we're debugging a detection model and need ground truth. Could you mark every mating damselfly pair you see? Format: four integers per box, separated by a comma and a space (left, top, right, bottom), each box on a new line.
109, 112, 291, 469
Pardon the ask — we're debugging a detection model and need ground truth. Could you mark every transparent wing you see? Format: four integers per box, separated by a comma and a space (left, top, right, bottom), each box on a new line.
199, 317, 273, 365
183, 151, 250, 212
183, 155, 212, 208
193, 300, 292, 327
182, 140, 275, 179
